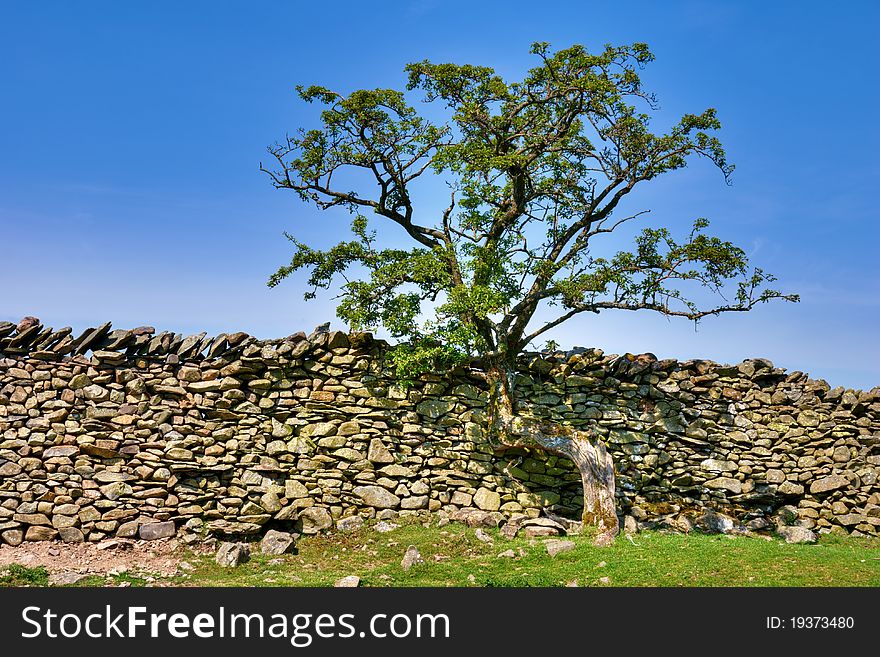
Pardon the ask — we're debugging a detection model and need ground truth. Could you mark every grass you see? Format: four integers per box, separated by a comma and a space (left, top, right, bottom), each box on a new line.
170, 521, 880, 588
0, 564, 50, 586
3, 520, 879, 587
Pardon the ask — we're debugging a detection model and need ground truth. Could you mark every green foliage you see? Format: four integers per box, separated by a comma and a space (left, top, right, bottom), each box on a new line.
264, 42, 796, 377
0, 564, 49, 586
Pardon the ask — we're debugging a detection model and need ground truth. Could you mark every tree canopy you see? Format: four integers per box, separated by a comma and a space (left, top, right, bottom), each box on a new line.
263, 41, 797, 377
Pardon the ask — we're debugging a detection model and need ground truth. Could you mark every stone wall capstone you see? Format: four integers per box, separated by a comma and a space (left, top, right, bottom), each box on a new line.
0, 316, 878, 545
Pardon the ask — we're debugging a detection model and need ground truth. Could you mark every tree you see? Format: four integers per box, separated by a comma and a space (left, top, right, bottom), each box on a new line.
262, 42, 797, 542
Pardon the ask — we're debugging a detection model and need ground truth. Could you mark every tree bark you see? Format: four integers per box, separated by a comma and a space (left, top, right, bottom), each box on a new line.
485, 363, 619, 541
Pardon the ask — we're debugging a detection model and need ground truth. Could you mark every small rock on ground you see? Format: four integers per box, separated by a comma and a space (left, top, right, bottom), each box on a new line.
544, 539, 575, 557
260, 530, 295, 555
401, 545, 424, 571
334, 575, 360, 587
474, 529, 493, 544
215, 542, 250, 567
49, 572, 91, 586
777, 525, 817, 544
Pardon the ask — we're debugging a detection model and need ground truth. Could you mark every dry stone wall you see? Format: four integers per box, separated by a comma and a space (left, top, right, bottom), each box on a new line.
1, 316, 878, 546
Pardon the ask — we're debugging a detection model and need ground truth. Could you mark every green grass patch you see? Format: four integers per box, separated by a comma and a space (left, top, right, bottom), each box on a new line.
3, 521, 878, 588
179, 521, 880, 588
0, 564, 50, 587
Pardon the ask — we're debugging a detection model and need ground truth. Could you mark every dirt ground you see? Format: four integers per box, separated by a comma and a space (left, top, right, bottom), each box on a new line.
0, 538, 207, 585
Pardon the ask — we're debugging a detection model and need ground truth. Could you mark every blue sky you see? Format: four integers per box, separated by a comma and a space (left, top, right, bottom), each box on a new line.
1, 1, 877, 390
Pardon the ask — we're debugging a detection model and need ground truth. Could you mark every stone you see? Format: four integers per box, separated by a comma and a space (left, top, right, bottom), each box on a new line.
82, 384, 109, 401
705, 477, 742, 494
299, 507, 333, 534
367, 438, 395, 464
43, 445, 79, 458
94, 471, 136, 483
25, 526, 58, 541
59, 527, 85, 543
375, 521, 398, 533
139, 521, 176, 541
474, 528, 493, 544
0, 461, 23, 477
336, 515, 365, 532
698, 509, 737, 534
353, 485, 400, 509
285, 479, 310, 499
473, 487, 501, 512
401, 545, 424, 571
416, 399, 453, 419
700, 458, 737, 472
497, 549, 517, 558
544, 539, 576, 557
69, 373, 91, 389
301, 422, 336, 438
809, 474, 849, 494
260, 530, 295, 555
400, 495, 429, 510
623, 515, 639, 535
207, 520, 264, 535
216, 542, 251, 567
334, 575, 360, 587
100, 482, 133, 500
1, 529, 24, 546
777, 526, 817, 544
452, 507, 503, 528
49, 572, 91, 586
521, 517, 567, 536
766, 469, 786, 484
777, 481, 805, 496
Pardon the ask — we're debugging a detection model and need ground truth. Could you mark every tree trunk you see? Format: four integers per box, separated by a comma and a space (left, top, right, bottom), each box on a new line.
485, 363, 619, 541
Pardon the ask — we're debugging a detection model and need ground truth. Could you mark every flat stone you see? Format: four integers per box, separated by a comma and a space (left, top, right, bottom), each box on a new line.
452, 507, 503, 528
207, 520, 264, 535
810, 474, 849, 494
700, 458, 737, 472
544, 539, 576, 557
301, 422, 336, 438
43, 445, 79, 458
25, 526, 58, 541
94, 471, 136, 483
49, 572, 91, 586
334, 575, 360, 587
353, 485, 400, 509
58, 527, 85, 543
705, 477, 742, 494
336, 515, 365, 532
400, 495, 429, 510
416, 399, 453, 419
0, 461, 22, 477
139, 521, 176, 541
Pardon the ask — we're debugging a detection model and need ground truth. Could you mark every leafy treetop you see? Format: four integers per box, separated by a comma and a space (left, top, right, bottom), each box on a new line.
263, 42, 797, 378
